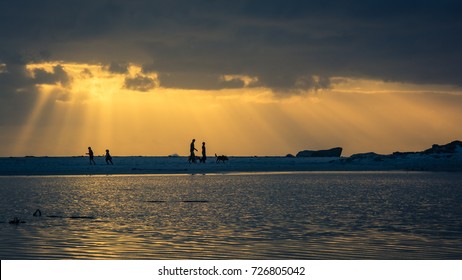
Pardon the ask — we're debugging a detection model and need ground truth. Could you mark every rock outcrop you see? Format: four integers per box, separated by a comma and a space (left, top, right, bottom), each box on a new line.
348, 152, 383, 161
296, 147, 343, 157
344, 140, 462, 163
423, 140, 462, 154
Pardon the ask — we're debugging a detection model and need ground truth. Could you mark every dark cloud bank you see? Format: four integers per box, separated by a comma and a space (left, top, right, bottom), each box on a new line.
1, 0, 462, 96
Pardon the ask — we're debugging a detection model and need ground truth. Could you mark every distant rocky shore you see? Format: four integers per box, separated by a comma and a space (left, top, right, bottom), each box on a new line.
292, 140, 462, 160
283, 140, 462, 172
343, 140, 462, 163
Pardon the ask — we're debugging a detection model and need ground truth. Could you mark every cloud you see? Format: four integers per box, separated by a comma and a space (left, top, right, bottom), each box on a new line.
105, 61, 130, 74
221, 75, 259, 87
156, 72, 249, 90
124, 73, 158, 92
80, 68, 93, 78
295, 75, 331, 91
32, 65, 71, 87
0, 0, 461, 93
0, 61, 76, 126
0, 62, 40, 125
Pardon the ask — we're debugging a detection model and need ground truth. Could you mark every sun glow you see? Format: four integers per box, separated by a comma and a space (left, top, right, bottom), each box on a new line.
7, 62, 462, 157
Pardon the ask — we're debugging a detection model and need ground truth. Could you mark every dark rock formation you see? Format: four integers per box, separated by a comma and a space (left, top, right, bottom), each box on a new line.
286, 154, 295, 158
423, 140, 462, 154
296, 147, 342, 157
342, 152, 385, 163
343, 140, 462, 163
350, 152, 382, 160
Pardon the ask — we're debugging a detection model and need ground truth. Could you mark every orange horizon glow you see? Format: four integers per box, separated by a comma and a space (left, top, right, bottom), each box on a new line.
3, 61, 462, 157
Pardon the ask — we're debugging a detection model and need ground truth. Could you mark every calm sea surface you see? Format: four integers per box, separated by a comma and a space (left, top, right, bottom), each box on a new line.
0, 172, 461, 259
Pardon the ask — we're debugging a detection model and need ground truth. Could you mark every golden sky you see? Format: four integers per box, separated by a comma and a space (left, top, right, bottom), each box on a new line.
3, 62, 461, 157
2, 2, 462, 157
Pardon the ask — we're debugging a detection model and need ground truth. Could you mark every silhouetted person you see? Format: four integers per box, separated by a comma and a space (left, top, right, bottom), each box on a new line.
189, 139, 198, 163
86, 147, 96, 165
105, 149, 113, 165
201, 142, 207, 163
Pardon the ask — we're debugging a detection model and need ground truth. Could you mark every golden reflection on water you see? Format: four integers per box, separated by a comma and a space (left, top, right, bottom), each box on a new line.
1, 172, 462, 259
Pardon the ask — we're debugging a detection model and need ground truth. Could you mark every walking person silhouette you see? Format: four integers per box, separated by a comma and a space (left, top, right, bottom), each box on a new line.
105, 149, 113, 165
189, 139, 198, 163
201, 142, 207, 163
87, 147, 96, 165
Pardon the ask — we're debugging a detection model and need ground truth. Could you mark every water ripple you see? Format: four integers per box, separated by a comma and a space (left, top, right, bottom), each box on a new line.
0, 172, 461, 259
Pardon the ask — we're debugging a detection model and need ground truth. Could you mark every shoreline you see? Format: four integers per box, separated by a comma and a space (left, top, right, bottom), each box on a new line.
0, 170, 433, 178
1, 155, 461, 176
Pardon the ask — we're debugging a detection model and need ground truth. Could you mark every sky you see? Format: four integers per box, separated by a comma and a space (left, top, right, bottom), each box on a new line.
1, 0, 461, 156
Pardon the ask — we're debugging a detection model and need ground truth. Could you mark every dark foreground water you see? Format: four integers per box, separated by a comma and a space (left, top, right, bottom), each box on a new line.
0, 172, 461, 259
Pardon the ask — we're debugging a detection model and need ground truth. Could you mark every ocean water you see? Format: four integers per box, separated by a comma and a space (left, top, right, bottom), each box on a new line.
0, 172, 461, 259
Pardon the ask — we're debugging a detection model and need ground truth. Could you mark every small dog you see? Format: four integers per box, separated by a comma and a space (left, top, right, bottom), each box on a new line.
215, 153, 229, 163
